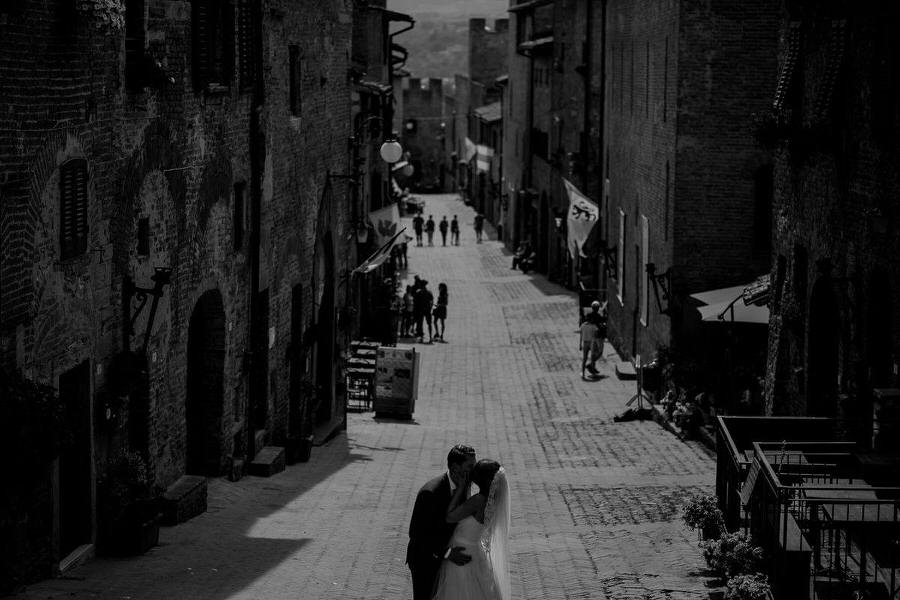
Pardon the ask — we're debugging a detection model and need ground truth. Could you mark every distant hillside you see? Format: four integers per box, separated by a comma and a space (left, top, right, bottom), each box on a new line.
388, 0, 507, 20
388, 0, 508, 80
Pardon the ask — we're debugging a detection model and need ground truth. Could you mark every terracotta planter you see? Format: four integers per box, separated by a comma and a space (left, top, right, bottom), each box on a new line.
99, 501, 160, 556
701, 524, 722, 541
286, 435, 314, 464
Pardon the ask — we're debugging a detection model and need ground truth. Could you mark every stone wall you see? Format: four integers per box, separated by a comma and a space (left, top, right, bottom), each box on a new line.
765, 5, 900, 416
0, 0, 352, 584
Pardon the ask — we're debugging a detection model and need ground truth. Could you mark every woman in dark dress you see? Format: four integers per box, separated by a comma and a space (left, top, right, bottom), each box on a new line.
434, 282, 449, 341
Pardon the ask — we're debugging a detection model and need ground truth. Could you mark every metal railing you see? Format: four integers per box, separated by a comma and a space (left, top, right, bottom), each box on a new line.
747, 441, 900, 600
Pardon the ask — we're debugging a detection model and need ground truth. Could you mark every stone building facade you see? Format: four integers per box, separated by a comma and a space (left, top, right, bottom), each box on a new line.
602, 0, 779, 363
0, 0, 358, 588
764, 3, 900, 417
402, 77, 446, 192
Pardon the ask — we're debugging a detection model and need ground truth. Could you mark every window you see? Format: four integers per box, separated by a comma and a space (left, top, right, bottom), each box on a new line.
640, 215, 649, 326
664, 161, 670, 240
237, 0, 256, 90
137, 217, 150, 256
60, 159, 89, 260
663, 36, 668, 122
616, 208, 626, 303
192, 0, 234, 90
233, 182, 246, 250
289, 45, 301, 116
752, 165, 774, 264
531, 128, 549, 160
124, 0, 145, 91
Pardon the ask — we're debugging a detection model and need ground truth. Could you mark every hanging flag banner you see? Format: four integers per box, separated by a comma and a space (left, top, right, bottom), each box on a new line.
464, 137, 477, 162
353, 227, 407, 275
368, 203, 401, 246
475, 144, 494, 173
564, 178, 599, 258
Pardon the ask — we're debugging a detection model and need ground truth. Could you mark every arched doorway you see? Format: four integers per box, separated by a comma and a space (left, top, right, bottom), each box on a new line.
314, 233, 336, 425
289, 283, 305, 437
186, 290, 226, 475
807, 278, 840, 417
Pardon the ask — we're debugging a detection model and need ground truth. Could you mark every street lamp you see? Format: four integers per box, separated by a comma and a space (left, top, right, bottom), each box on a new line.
380, 140, 403, 163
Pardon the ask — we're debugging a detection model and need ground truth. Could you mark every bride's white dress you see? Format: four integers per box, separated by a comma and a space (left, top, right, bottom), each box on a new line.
432, 516, 498, 600
431, 468, 511, 600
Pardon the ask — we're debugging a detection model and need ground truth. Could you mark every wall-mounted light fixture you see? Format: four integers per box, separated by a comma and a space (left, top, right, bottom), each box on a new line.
646, 262, 674, 316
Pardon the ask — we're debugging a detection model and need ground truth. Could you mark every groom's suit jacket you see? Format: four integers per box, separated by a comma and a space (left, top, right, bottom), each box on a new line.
406, 473, 457, 565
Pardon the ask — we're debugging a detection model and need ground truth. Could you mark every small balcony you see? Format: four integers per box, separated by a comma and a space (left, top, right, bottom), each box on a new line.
716, 416, 900, 600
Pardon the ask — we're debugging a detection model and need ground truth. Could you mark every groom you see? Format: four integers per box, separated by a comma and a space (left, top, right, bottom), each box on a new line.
407, 444, 477, 600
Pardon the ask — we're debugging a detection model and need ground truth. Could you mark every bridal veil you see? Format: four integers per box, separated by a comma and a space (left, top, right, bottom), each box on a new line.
480, 467, 511, 600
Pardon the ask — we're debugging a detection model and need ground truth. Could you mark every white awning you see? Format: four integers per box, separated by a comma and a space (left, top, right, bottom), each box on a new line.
690, 284, 770, 324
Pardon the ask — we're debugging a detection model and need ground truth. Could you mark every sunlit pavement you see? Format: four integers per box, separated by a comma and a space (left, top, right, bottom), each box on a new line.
17, 193, 715, 600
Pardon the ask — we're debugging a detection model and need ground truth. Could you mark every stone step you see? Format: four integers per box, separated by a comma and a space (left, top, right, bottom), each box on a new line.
615, 361, 637, 380
248, 446, 286, 478
160, 475, 207, 526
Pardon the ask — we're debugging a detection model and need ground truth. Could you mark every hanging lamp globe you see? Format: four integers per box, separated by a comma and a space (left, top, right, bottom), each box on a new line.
379, 140, 403, 163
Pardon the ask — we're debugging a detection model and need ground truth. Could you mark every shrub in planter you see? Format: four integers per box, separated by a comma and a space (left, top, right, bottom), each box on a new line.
97, 451, 160, 556
700, 531, 765, 579
725, 573, 772, 600
682, 494, 725, 540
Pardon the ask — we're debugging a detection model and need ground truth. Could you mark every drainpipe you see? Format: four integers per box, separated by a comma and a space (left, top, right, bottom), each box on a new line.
246, 0, 265, 460
597, 0, 608, 294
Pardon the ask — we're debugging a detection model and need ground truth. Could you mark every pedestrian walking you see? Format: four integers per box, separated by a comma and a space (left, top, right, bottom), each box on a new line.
439, 216, 449, 246
413, 212, 424, 246
414, 279, 435, 342
426, 215, 436, 246
473, 213, 484, 243
450, 215, 460, 245
579, 313, 601, 379
400, 239, 409, 268
433, 282, 448, 341
402, 285, 415, 336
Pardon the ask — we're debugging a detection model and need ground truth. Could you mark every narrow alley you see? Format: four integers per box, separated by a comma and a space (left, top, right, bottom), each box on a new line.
18, 194, 715, 600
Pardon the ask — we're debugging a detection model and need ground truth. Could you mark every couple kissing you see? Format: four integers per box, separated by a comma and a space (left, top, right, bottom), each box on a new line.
406, 444, 511, 600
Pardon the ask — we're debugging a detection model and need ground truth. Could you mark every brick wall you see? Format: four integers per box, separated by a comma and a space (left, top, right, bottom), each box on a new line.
765, 5, 900, 416
402, 78, 446, 189
0, 0, 352, 583
604, 0, 778, 362
469, 18, 509, 96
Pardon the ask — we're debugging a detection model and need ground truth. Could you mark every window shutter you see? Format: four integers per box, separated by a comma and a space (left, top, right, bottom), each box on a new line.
221, 0, 235, 85
237, 0, 254, 89
193, 0, 210, 89
773, 22, 802, 113
60, 159, 89, 260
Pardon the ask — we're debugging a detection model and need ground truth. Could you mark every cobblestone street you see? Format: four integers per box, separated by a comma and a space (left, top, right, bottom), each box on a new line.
18, 194, 716, 600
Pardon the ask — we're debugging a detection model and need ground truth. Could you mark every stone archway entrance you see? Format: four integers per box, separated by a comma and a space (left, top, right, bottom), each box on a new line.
807, 278, 840, 417
186, 290, 226, 475
314, 233, 336, 425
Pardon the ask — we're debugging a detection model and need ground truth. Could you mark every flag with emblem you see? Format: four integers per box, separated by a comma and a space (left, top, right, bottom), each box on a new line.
564, 178, 599, 258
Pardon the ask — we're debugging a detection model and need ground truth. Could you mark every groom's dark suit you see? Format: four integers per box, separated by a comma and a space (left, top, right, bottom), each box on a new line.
407, 473, 457, 600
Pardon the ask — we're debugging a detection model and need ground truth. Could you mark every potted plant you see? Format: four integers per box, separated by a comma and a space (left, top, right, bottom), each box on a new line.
285, 377, 318, 464
97, 450, 160, 556
724, 573, 772, 600
700, 530, 765, 579
682, 494, 725, 540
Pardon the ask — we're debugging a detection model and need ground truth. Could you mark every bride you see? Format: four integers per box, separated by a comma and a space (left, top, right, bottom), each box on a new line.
432, 459, 511, 600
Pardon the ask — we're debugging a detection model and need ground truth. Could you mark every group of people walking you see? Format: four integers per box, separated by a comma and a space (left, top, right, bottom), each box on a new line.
413, 212, 461, 247
401, 276, 450, 343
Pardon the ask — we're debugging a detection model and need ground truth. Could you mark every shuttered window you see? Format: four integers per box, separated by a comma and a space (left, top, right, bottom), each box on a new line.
289, 45, 301, 116
60, 159, 89, 260
237, 0, 255, 90
193, 0, 234, 90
